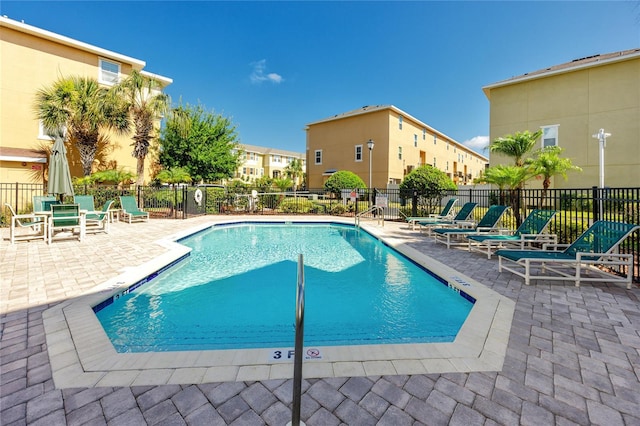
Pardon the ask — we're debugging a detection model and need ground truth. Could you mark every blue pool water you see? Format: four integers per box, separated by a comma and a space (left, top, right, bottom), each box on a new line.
95, 223, 474, 352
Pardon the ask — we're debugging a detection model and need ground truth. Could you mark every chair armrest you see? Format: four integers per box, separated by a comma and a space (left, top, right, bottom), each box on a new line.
542, 242, 570, 251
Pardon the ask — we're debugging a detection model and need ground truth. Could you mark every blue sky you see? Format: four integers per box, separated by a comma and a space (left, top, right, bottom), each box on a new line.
3, 1, 639, 156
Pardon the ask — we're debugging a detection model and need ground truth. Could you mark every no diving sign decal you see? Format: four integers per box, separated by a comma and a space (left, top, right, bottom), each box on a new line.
270, 348, 323, 362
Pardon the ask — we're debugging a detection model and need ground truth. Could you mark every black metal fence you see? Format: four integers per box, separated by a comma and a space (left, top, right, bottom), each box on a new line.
2, 183, 638, 281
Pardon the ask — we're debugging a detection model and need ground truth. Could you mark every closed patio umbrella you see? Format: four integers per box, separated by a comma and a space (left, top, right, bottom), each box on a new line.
48, 136, 74, 201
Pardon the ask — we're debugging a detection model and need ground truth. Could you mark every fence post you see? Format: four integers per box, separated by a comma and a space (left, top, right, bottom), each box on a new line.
592, 186, 600, 222
412, 191, 418, 217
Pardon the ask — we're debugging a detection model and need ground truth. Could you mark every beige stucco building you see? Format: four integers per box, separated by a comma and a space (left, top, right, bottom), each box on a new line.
236, 144, 306, 187
305, 105, 488, 189
483, 49, 640, 189
0, 16, 172, 185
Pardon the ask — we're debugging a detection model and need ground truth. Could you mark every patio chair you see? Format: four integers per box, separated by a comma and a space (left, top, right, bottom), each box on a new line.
417, 202, 478, 235
119, 195, 149, 223
74, 195, 96, 213
33, 195, 57, 212
86, 200, 114, 234
432, 205, 511, 248
405, 198, 458, 230
5, 203, 47, 244
496, 220, 640, 288
48, 203, 84, 244
467, 209, 558, 259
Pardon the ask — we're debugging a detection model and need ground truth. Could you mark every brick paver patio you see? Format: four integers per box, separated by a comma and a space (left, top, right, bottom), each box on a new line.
1, 216, 639, 425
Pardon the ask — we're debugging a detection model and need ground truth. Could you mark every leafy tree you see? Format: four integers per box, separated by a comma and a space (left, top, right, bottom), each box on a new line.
34, 76, 129, 176
526, 146, 582, 208
284, 158, 304, 191
159, 104, 241, 183
113, 70, 170, 186
399, 165, 456, 214
155, 167, 192, 185
489, 130, 541, 167
323, 170, 366, 197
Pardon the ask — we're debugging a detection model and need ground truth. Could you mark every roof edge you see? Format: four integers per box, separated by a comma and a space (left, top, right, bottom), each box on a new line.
482, 49, 640, 98
1, 15, 146, 69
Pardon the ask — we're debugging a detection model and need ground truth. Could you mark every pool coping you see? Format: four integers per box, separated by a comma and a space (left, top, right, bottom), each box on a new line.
43, 217, 515, 388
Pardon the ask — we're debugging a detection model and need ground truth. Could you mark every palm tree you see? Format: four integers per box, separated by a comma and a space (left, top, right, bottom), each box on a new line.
155, 167, 192, 185
34, 76, 129, 176
114, 70, 170, 186
526, 146, 582, 208
489, 130, 542, 167
475, 165, 534, 225
284, 158, 304, 191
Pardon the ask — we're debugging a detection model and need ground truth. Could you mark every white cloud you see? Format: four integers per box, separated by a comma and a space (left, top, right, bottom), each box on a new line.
250, 59, 284, 84
462, 135, 490, 154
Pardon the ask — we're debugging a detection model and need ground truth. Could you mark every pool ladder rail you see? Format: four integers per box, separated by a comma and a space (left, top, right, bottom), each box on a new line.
355, 205, 385, 228
290, 254, 305, 426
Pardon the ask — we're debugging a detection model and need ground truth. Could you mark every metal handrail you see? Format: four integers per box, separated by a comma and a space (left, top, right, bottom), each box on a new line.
355, 205, 384, 227
291, 254, 305, 426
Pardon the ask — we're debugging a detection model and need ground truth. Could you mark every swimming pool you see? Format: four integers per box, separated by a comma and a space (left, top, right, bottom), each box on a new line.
95, 223, 474, 352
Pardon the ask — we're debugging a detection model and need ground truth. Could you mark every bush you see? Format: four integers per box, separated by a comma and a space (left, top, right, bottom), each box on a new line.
279, 197, 317, 213
330, 204, 347, 215
323, 171, 366, 197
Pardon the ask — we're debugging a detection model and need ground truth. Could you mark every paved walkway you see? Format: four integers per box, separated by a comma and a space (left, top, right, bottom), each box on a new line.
1, 216, 640, 425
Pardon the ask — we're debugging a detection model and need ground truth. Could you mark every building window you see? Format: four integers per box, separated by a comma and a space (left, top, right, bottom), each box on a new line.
273, 170, 280, 178
433, 135, 437, 145
242, 167, 247, 174
446, 161, 449, 171
541, 125, 559, 147
99, 59, 120, 85
398, 115, 403, 130
433, 157, 436, 167
398, 146, 402, 160
355, 144, 363, 162
273, 155, 281, 163
423, 128, 426, 140
414, 134, 418, 147
315, 150, 322, 165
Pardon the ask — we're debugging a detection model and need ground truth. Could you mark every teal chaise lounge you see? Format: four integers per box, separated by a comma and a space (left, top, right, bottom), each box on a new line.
496, 220, 639, 288
467, 209, 557, 258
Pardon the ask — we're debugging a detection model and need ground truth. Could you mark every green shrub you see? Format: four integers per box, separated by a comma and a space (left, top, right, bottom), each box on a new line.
330, 204, 347, 215
279, 197, 317, 213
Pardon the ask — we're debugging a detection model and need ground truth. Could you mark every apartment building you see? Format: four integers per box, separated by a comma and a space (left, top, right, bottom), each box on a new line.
305, 105, 488, 189
483, 49, 640, 188
236, 144, 306, 187
0, 16, 172, 184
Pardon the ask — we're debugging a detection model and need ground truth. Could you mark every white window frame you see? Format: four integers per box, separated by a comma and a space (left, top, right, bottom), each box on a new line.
315, 149, 322, 165
99, 59, 120, 85
414, 134, 418, 147
433, 135, 437, 145
355, 144, 363, 162
541, 124, 559, 148
423, 128, 426, 140
399, 115, 403, 130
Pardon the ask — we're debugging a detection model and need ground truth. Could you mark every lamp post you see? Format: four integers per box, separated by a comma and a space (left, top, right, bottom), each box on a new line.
592, 128, 611, 220
367, 139, 374, 206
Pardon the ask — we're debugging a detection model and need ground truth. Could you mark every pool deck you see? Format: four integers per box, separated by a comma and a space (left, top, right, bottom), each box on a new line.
2, 215, 640, 425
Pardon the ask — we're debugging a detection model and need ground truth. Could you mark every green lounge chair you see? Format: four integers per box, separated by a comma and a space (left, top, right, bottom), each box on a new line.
467, 209, 557, 259
86, 200, 114, 234
48, 203, 84, 244
5, 203, 47, 244
405, 198, 458, 230
119, 195, 149, 223
432, 205, 511, 248
496, 220, 640, 288
74, 195, 96, 212
417, 202, 478, 234
33, 195, 57, 212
